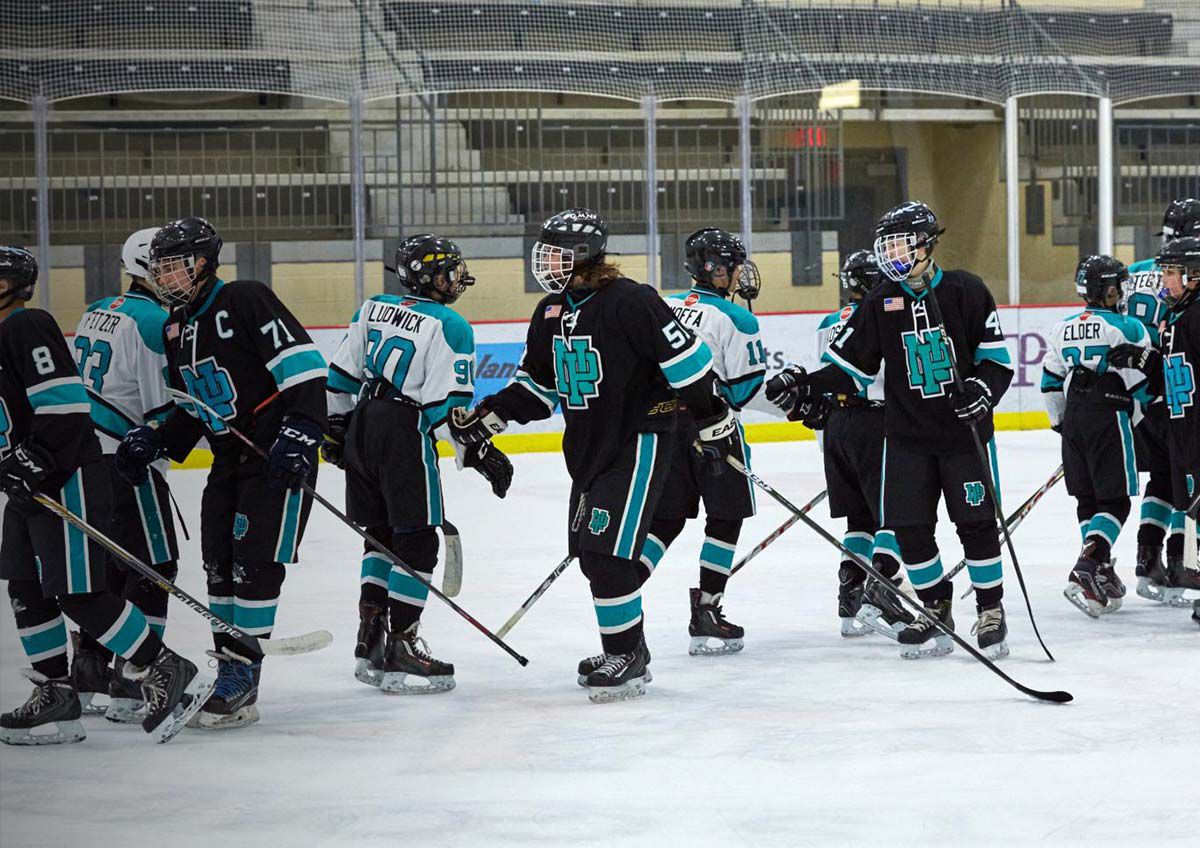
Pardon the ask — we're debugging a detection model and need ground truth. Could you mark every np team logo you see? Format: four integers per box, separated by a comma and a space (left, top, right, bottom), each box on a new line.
588, 508, 611, 536
179, 356, 238, 433
1163, 352, 1196, 419
233, 513, 250, 540
902, 328, 956, 398
553, 335, 604, 410
964, 481, 986, 507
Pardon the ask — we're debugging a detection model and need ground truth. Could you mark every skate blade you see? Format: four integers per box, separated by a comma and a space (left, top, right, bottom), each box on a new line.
151, 675, 215, 744
0, 720, 87, 746
587, 678, 647, 704
855, 606, 903, 642
1063, 584, 1105, 619
78, 692, 109, 716
981, 640, 1010, 660
354, 659, 383, 688
899, 634, 954, 660
104, 697, 145, 724
193, 704, 260, 730
688, 636, 744, 656
578, 668, 652, 688
1102, 595, 1124, 613
379, 673, 456, 695
840, 617, 871, 638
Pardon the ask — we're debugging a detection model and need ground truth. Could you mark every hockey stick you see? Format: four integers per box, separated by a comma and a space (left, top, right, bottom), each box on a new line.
495, 554, 575, 639
441, 518, 464, 598
730, 489, 828, 576
166, 389, 529, 667
1185, 489, 1199, 573
725, 456, 1072, 703
922, 282, 1054, 662
32, 493, 332, 657
945, 464, 1065, 597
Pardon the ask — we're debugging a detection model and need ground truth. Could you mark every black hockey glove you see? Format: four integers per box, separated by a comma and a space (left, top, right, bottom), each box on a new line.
449, 403, 507, 445
320, 413, 350, 469
1107, 344, 1161, 375
268, 415, 322, 491
949, 377, 993, 424
793, 394, 834, 430
694, 401, 740, 478
463, 440, 513, 499
764, 365, 811, 415
115, 425, 164, 485
0, 441, 54, 507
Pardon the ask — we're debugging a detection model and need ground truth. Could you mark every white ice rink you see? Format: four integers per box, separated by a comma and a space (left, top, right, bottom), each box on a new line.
1, 431, 1196, 847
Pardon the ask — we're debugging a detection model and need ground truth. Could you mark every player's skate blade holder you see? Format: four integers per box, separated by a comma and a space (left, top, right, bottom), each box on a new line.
587, 678, 647, 704
688, 635, 745, 655
899, 633, 954, 660
379, 673, 456, 695
355, 659, 384, 688
148, 674, 215, 744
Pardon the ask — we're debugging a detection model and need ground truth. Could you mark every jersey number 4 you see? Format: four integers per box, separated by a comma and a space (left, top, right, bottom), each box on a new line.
902, 329, 955, 398
553, 336, 603, 410
1164, 353, 1196, 419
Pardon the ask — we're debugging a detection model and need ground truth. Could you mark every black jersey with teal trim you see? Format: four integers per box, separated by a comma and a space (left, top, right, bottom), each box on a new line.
484, 277, 718, 489
159, 279, 327, 460
0, 307, 100, 477
1160, 303, 1200, 467
814, 266, 1014, 451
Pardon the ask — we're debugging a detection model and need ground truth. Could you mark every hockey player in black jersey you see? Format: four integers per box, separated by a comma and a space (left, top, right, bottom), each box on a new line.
765, 202, 1015, 660
0, 246, 211, 745
1109, 236, 1200, 603
450, 209, 734, 702
115, 218, 328, 729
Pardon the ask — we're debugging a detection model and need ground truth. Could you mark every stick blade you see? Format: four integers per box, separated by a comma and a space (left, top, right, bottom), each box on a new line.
260, 629, 334, 656
442, 522, 463, 598
1031, 689, 1074, 704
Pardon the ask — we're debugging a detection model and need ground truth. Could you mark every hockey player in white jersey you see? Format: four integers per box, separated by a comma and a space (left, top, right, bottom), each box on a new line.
1042, 256, 1154, 617
68, 227, 181, 721
323, 234, 512, 693
653, 228, 762, 654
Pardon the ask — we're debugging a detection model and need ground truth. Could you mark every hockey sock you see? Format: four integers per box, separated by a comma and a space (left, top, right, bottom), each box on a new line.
386, 527, 438, 634
636, 518, 684, 584
580, 552, 644, 655
1137, 474, 1173, 548
872, 529, 903, 580
699, 517, 741, 597
895, 526, 948, 604
225, 558, 287, 660
958, 520, 1004, 608
358, 526, 392, 608
841, 516, 875, 583
205, 559, 236, 650
58, 592, 161, 668
123, 561, 176, 639
1082, 498, 1131, 561
1075, 497, 1097, 545
8, 579, 69, 679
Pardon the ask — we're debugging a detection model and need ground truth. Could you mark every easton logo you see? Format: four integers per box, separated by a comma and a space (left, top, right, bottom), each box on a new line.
233, 513, 250, 540
964, 481, 986, 507
588, 508, 611, 536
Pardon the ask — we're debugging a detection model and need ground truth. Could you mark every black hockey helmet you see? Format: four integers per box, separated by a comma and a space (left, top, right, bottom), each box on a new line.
1074, 255, 1128, 307
837, 249, 883, 303
1156, 235, 1200, 311
1157, 198, 1200, 243
873, 201, 945, 283
0, 246, 37, 308
530, 208, 608, 293
684, 228, 759, 301
394, 234, 474, 304
149, 217, 223, 307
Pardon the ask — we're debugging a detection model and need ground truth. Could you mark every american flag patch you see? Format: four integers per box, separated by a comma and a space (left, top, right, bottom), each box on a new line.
883, 297, 904, 312
166, 322, 180, 340
544, 304, 562, 318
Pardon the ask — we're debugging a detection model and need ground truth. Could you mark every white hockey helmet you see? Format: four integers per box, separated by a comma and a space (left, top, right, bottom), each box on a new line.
121, 226, 160, 280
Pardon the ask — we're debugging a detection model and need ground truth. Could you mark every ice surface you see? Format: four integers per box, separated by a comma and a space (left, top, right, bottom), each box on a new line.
1, 432, 1196, 847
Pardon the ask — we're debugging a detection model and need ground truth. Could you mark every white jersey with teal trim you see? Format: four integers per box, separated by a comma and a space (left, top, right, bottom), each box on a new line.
1040, 307, 1153, 428
815, 302, 884, 403
73, 287, 172, 468
327, 293, 475, 448
1121, 258, 1169, 346
667, 286, 765, 411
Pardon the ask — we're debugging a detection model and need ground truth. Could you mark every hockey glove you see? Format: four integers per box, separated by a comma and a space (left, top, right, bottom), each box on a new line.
463, 440, 513, 499
950, 377, 993, 424
1107, 344, 1161, 375
268, 414, 322, 491
115, 425, 164, 485
694, 402, 740, 478
0, 441, 54, 507
764, 365, 811, 415
320, 413, 350, 469
449, 403, 507, 445
793, 394, 834, 430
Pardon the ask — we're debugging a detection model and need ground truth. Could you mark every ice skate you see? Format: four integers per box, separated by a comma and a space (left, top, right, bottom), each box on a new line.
1162, 557, 1200, 607
688, 588, 744, 655
129, 647, 214, 743
837, 564, 869, 638
1135, 545, 1175, 603
190, 648, 261, 729
856, 574, 916, 640
354, 602, 387, 688
972, 602, 1009, 660
69, 631, 111, 716
379, 623, 455, 695
584, 643, 649, 704
1064, 550, 1111, 618
579, 636, 651, 687
897, 597, 954, 659
1096, 556, 1125, 613
0, 670, 86, 746
104, 657, 146, 724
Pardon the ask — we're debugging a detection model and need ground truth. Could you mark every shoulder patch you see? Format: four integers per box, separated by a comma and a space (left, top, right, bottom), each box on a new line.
839, 305, 854, 320
685, 293, 700, 306
1079, 311, 1091, 320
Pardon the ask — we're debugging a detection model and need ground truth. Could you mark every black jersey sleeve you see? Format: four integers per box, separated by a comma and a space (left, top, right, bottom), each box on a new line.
485, 300, 560, 424
229, 281, 328, 429
817, 295, 883, 394
963, 277, 1014, 402
620, 283, 719, 416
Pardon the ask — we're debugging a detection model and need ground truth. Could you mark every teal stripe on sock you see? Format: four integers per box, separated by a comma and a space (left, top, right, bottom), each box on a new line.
234, 600, 278, 633
388, 568, 431, 605
699, 539, 736, 572
873, 530, 901, 561
639, 535, 666, 570
1141, 499, 1172, 528
19, 620, 68, 660
102, 603, 151, 658
1086, 513, 1123, 547
843, 533, 873, 561
594, 595, 642, 630
361, 553, 390, 584
210, 597, 235, 632
906, 557, 944, 590
966, 558, 1003, 588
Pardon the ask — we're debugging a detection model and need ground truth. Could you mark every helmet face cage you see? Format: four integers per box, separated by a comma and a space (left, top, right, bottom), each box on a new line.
150, 254, 201, 307
395, 236, 473, 302
733, 259, 761, 301
531, 208, 608, 293
530, 241, 575, 293
1155, 236, 1200, 309
685, 228, 747, 290
873, 232, 923, 282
